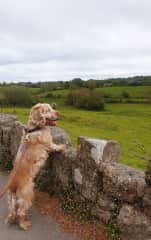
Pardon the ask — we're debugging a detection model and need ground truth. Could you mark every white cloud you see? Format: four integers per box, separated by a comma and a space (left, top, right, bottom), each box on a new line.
0, 0, 151, 82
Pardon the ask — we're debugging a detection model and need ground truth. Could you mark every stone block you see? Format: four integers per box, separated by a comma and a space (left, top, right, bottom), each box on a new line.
73, 137, 119, 202
91, 193, 116, 224
143, 187, 151, 218
0, 114, 24, 170
36, 127, 76, 192
103, 162, 146, 203
118, 204, 151, 240
145, 156, 151, 186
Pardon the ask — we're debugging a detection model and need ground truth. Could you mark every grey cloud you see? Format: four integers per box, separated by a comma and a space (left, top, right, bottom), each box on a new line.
0, 0, 151, 82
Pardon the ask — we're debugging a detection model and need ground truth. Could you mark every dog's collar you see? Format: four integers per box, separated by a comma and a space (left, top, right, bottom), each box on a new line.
25, 127, 41, 134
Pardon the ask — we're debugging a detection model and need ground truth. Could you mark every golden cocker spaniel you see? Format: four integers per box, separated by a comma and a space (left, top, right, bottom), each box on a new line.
0, 103, 65, 230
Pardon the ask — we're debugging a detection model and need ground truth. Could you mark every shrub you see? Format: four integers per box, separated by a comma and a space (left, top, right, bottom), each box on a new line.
45, 93, 62, 99
66, 89, 104, 110
0, 94, 7, 106
45, 92, 53, 98
104, 92, 112, 98
3, 87, 38, 107
121, 90, 130, 98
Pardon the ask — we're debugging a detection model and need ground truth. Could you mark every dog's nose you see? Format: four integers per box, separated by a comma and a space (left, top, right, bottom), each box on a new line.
55, 111, 61, 118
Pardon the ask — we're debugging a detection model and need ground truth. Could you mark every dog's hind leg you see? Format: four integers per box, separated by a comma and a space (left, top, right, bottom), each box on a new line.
16, 181, 34, 230
5, 191, 17, 224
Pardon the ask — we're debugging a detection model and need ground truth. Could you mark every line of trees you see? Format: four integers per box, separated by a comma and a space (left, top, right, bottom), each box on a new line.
0, 76, 151, 109
0, 87, 38, 107
1, 75, 151, 91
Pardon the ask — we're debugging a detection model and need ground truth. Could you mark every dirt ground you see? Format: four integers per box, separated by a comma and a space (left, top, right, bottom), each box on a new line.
35, 191, 106, 240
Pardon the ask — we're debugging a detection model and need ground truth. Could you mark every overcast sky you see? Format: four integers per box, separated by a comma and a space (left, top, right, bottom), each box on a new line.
0, 0, 151, 82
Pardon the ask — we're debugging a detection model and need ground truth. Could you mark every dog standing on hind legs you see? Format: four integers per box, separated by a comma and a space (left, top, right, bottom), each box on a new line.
0, 103, 65, 230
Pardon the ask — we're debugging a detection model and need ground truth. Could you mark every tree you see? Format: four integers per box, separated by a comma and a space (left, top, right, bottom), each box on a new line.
69, 78, 83, 89
66, 89, 104, 110
86, 80, 96, 90
121, 90, 130, 98
4, 87, 38, 107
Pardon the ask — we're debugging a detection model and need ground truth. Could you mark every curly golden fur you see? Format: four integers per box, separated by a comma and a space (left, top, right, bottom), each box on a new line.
4, 103, 65, 230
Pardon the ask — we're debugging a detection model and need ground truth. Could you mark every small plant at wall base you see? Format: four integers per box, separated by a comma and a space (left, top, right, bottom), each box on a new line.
107, 200, 121, 240
59, 184, 92, 222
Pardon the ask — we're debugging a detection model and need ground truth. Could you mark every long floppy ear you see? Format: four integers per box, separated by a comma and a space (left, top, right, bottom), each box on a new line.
27, 103, 46, 129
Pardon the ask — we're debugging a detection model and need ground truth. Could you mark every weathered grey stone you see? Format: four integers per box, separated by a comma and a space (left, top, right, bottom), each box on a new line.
145, 156, 151, 186
78, 137, 119, 166
73, 137, 103, 201
103, 162, 146, 203
50, 127, 76, 187
0, 114, 17, 125
0, 114, 24, 170
143, 187, 151, 218
91, 194, 116, 224
52, 147, 77, 188
118, 204, 151, 240
10, 121, 25, 158
73, 137, 119, 202
50, 127, 72, 147
74, 168, 83, 185
36, 127, 77, 192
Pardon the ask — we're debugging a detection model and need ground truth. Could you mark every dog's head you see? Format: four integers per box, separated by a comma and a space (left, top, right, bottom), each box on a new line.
28, 103, 61, 130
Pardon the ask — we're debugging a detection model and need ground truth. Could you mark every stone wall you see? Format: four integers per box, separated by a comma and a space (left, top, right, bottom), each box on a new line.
0, 114, 24, 170
0, 114, 151, 240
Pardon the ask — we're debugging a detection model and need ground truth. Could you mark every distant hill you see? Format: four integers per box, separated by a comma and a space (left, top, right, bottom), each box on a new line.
1, 75, 151, 90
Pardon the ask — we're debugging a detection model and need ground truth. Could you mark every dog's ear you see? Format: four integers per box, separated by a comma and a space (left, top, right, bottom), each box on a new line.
31, 103, 41, 110
28, 103, 46, 129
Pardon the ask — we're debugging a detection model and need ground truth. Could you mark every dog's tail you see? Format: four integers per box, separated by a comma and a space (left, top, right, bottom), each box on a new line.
0, 168, 17, 199
0, 142, 28, 199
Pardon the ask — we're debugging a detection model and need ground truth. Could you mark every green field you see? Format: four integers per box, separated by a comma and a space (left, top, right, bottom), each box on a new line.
98, 86, 151, 98
0, 84, 151, 98
50, 85, 151, 98
0, 86, 40, 94
1, 103, 151, 171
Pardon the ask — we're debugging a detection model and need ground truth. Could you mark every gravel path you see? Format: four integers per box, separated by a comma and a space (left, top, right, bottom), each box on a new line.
0, 173, 77, 240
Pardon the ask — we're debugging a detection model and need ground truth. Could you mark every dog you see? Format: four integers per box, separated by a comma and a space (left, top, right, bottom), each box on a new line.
0, 103, 65, 230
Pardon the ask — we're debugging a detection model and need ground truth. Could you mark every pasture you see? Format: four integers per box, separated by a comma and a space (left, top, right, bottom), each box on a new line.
50, 85, 151, 98
1, 103, 151, 171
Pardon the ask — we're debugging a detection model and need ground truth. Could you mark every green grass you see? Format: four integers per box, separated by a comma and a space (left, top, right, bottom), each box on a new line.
0, 85, 150, 99
47, 86, 151, 98
1, 103, 151, 171
0, 86, 40, 95
98, 86, 151, 98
